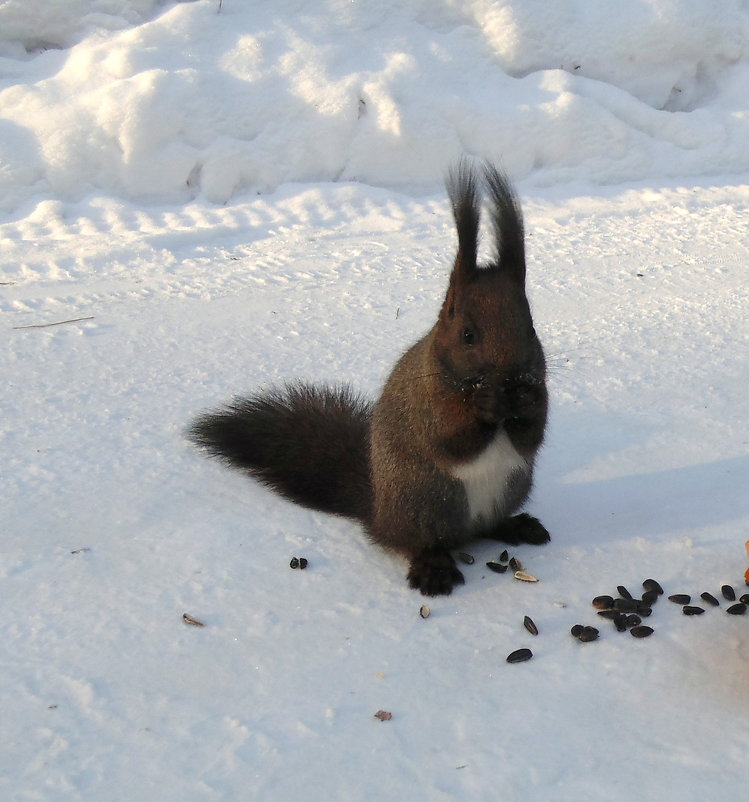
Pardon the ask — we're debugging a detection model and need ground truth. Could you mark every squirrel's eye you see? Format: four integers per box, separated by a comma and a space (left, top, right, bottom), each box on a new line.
462, 327, 475, 345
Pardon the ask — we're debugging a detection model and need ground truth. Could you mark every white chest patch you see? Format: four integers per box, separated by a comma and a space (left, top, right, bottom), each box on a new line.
450, 431, 529, 526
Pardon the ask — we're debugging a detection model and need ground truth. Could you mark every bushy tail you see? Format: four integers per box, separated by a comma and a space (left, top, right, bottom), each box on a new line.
188, 383, 373, 523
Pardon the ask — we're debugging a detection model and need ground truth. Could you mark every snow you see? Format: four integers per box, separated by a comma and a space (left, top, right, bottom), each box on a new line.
2, 1, 749, 799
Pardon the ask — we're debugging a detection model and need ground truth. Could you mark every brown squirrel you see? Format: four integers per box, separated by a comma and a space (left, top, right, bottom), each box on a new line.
189, 161, 549, 596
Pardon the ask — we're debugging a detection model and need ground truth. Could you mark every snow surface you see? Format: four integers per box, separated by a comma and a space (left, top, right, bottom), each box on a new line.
2, 1, 749, 800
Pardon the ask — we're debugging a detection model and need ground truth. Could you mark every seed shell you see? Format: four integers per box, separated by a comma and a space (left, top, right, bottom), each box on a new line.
668, 594, 691, 605
523, 616, 539, 636
514, 570, 539, 582
506, 648, 533, 664
682, 605, 705, 616
499, 550, 509, 564
726, 603, 747, 615
419, 605, 430, 619
457, 552, 475, 565
721, 585, 736, 601
182, 613, 205, 627
298, 557, 308, 569
700, 592, 720, 607
486, 561, 508, 574
289, 557, 300, 569
592, 595, 614, 610
630, 625, 654, 638
509, 557, 523, 571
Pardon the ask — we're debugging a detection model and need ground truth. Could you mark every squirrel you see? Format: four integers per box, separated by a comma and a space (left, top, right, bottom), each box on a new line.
189, 160, 550, 596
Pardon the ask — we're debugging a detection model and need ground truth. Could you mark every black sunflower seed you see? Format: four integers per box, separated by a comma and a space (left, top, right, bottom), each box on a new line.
499, 550, 509, 564
506, 648, 533, 663
509, 557, 522, 571
700, 592, 720, 607
613, 598, 638, 612
613, 613, 628, 632
486, 561, 508, 574
625, 614, 642, 628
578, 626, 599, 642
726, 603, 747, 615
641, 590, 659, 606
570, 624, 584, 638
298, 557, 308, 569
617, 585, 633, 600
643, 579, 664, 595
457, 552, 475, 565
740, 594, 749, 605
523, 616, 539, 636
682, 605, 705, 616
630, 625, 654, 638
597, 610, 619, 620
289, 557, 300, 569
592, 595, 614, 610
721, 585, 736, 601
668, 594, 691, 605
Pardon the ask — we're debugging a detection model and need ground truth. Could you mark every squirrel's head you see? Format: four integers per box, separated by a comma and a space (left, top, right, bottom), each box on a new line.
433, 161, 546, 424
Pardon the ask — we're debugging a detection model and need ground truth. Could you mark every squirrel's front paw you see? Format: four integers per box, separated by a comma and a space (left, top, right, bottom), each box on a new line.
407, 549, 465, 596
489, 513, 551, 545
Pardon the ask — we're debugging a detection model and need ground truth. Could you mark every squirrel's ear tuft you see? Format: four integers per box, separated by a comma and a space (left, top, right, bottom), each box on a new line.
446, 158, 480, 280
482, 163, 526, 284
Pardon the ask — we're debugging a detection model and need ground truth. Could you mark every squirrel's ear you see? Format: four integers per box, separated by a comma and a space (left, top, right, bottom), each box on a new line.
446, 159, 480, 283
483, 163, 526, 285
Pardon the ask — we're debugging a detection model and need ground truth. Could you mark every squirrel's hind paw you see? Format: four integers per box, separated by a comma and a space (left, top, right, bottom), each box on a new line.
408, 549, 465, 596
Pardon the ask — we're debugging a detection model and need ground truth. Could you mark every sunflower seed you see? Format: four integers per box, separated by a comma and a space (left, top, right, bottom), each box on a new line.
457, 552, 475, 565
523, 616, 539, 636
486, 561, 508, 574
625, 614, 642, 628
578, 626, 599, 642
641, 590, 659, 605
289, 557, 300, 569
592, 595, 614, 610
682, 605, 705, 616
597, 610, 619, 620
298, 557, 308, 569
740, 594, 749, 605
509, 557, 523, 571
630, 625, 654, 638
668, 594, 691, 605
726, 603, 747, 615
507, 648, 533, 663
642, 579, 664, 595
570, 624, 584, 637
374, 710, 392, 721
499, 550, 509, 564
617, 585, 633, 600
613, 598, 638, 612
514, 570, 539, 582
700, 592, 720, 607
419, 605, 430, 619
613, 613, 628, 632
721, 585, 736, 601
